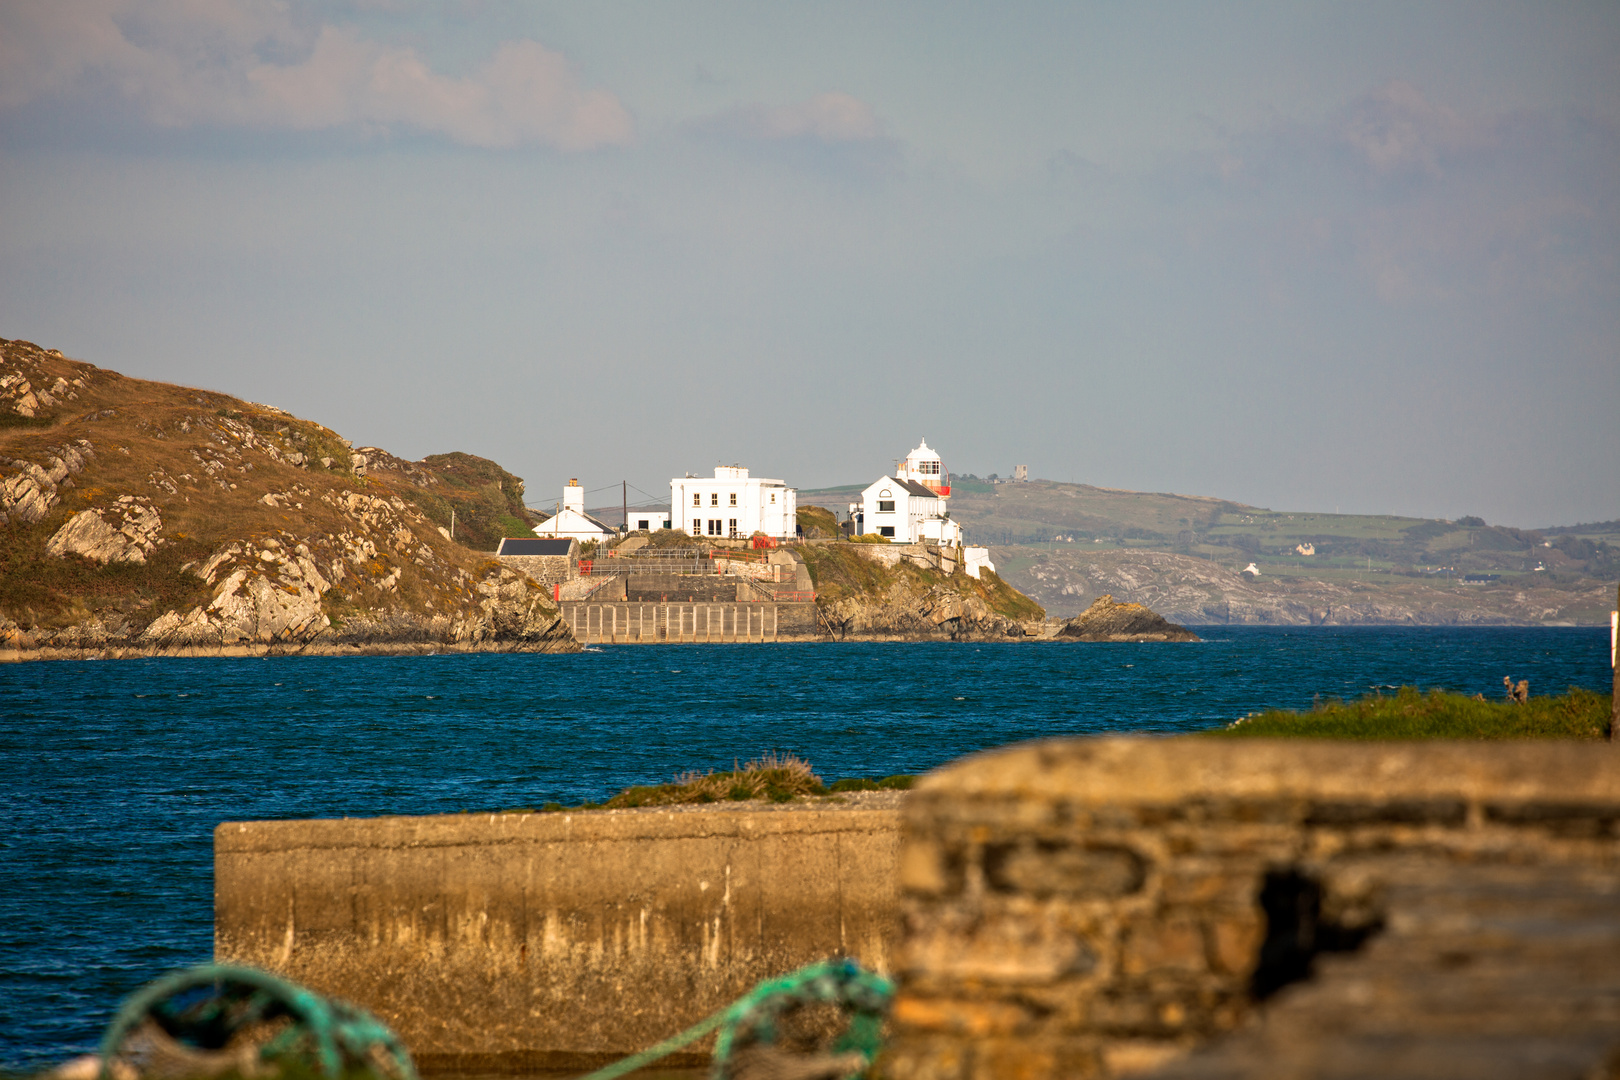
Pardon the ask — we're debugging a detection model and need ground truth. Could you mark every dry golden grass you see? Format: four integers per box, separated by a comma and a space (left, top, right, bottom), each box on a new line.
602, 753, 827, 807
0, 338, 550, 631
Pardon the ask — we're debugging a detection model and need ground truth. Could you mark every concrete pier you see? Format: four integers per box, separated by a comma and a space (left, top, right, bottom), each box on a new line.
215, 799, 900, 1071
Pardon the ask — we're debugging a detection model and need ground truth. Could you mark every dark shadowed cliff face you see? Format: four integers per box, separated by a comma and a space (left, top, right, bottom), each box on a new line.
0, 338, 577, 658
1055, 594, 1200, 642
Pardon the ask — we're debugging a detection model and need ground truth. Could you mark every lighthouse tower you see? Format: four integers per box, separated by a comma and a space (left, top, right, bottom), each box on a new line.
896, 438, 950, 497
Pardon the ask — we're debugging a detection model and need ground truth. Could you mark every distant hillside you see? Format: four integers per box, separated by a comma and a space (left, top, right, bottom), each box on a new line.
0, 337, 574, 656
798, 479, 1617, 624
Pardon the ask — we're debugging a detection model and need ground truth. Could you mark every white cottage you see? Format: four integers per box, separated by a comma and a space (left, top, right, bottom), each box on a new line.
532, 479, 617, 543
670, 466, 797, 540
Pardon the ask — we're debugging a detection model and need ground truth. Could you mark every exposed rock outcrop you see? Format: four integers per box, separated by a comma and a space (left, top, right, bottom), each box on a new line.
818, 581, 1040, 641
45, 497, 163, 564
1055, 593, 1199, 642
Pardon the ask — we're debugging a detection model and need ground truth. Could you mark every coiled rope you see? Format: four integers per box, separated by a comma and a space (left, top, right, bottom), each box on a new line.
577, 958, 893, 1080
98, 965, 415, 1080
95, 958, 890, 1080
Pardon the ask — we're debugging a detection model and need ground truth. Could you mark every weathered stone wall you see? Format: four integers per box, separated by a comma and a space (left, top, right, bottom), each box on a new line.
215, 802, 900, 1071
845, 542, 947, 572
497, 553, 574, 586
883, 739, 1620, 1079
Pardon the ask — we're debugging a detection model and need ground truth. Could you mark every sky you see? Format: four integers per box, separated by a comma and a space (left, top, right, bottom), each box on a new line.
1, 2, 1616, 527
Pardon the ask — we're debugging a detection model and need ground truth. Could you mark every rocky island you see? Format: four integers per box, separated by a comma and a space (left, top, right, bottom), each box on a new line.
1054, 593, 1200, 642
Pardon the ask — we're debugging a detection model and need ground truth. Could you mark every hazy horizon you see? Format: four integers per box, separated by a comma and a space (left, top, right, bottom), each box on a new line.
2, 2, 1615, 529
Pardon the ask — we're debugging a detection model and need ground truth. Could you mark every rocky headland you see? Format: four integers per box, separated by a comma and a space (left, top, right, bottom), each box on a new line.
0, 338, 576, 660
797, 541, 1049, 641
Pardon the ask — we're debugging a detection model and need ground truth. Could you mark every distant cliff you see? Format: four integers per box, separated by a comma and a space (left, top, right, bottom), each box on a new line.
1004, 547, 1613, 626
0, 338, 576, 659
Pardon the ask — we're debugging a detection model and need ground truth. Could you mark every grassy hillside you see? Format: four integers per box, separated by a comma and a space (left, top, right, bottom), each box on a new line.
0, 337, 547, 636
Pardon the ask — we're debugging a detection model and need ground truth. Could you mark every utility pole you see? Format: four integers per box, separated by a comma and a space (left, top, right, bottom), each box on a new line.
1610, 580, 1617, 742
623, 480, 628, 535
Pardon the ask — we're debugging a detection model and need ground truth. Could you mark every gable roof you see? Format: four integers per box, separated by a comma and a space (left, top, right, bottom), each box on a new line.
896, 478, 938, 498
497, 537, 574, 556
862, 475, 940, 501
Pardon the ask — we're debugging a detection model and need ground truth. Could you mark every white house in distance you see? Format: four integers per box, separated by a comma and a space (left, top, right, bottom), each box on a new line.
532, 479, 617, 543
671, 466, 797, 539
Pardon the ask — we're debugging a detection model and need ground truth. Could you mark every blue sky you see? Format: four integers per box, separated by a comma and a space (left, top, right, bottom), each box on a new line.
1, 2, 1616, 526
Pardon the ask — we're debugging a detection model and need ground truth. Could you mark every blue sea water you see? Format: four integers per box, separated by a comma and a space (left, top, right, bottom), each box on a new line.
0, 626, 1610, 1071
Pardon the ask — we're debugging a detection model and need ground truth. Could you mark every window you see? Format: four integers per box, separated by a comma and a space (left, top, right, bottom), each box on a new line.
770, 493, 776, 503
878, 500, 895, 513
729, 518, 738, 537
708, 519, 721, 535
711, 493, 719, 507
919, 460, 940, 476
879, 526, 896, 538
691, 518, 701, 534
638, 519, 650, 531
729, 492, 737, 506
693, 493, 701, 507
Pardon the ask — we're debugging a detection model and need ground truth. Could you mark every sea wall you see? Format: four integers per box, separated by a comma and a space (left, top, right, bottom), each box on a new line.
214, 802, 901, 1071
557, 600, 819, 643
883, 738, 1620, 1079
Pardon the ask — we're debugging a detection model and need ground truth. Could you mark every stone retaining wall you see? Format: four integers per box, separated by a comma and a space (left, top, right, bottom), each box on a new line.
215, 802, 901, 1071
883, 738, 1620, 1079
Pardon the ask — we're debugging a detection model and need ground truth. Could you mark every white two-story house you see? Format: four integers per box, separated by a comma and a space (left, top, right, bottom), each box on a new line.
671, 466, 797, 539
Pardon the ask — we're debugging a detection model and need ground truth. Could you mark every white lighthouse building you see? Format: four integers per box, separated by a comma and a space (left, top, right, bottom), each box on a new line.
851, 439, 963, 546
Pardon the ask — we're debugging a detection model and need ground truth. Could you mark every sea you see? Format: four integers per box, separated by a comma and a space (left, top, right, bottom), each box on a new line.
0, 626, 1611, 1073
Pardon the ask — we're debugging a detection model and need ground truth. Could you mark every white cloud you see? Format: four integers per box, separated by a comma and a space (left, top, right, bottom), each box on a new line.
1338, 80, 1489, 178
0, 0, 632, 149
712, 92, 884, 143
